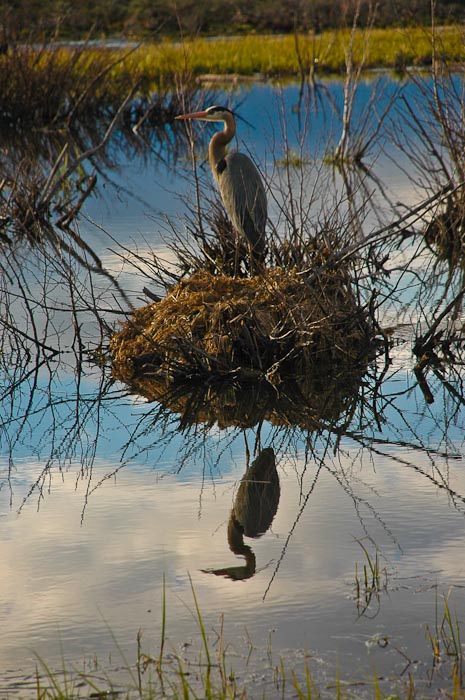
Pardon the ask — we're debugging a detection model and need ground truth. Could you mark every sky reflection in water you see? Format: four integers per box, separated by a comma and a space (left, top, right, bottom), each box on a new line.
2, 353, 465, 688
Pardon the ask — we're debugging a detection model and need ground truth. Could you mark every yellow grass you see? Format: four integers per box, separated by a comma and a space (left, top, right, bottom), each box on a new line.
4, 25, 464, 105
126, 25, 465, 83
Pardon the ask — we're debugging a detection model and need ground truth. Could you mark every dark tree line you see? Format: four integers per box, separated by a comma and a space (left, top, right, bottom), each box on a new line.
2, 0, 465, 40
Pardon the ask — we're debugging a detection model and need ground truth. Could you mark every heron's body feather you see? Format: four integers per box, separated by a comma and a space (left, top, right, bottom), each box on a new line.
176, 104, 268, 265
214, 152, 267, 254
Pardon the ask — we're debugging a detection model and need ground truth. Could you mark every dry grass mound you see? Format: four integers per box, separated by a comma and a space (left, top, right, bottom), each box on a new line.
110, 266, 374, 388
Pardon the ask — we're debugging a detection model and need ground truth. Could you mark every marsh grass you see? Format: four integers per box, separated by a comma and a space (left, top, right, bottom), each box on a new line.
0, 38, 206, 277
2, 25, 464, 121
0, 40, 199, 138
426, 591, 463, 686
0, 43, 138, 131
25, 583, 465, 700
133, 26, 465, 80
354, 539, 389, 618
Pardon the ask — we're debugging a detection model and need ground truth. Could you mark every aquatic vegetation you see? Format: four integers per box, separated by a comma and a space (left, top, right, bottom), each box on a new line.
0, 43, 205, 268
0, 93, 135, 306
353, 539, 389, 618
426, 592, 463, 687
388, 40, 465, 388
26, 584, 465, 699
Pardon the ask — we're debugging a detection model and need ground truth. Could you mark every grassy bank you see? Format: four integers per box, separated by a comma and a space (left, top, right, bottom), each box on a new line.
2, 25, 464, 112
0, 25, 463, 133
129, 25, 465, 82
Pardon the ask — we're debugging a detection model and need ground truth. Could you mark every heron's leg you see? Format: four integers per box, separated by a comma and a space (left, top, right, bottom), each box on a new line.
234, 230, 240, 277
249, 244, 265, 276
249, 245, 257, 276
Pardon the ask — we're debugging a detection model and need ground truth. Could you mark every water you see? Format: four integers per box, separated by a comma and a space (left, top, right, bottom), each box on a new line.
1, 74, 465, 696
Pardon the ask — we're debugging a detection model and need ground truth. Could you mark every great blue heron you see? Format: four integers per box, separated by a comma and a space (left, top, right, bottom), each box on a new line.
175, 105, 267, 267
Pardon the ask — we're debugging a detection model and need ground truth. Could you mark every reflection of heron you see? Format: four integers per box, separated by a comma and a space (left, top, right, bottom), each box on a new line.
202, 447, 279, 581
175, 105, 267, 267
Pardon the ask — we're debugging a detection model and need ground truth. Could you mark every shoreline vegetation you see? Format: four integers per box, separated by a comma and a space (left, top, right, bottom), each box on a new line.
1, 26, 464, 102
130, 26, 465, 83
18, 583, 465, 699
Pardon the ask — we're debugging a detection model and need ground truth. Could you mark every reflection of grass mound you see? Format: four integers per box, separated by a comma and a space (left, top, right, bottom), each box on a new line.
118, 371, 365, 431
110, 267, 374, 387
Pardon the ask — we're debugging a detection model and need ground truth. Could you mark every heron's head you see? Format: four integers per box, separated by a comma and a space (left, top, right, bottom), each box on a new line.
175, 105, 234, 123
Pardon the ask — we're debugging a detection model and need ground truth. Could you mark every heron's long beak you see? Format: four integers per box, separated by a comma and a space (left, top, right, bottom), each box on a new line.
175, 110, 209, 121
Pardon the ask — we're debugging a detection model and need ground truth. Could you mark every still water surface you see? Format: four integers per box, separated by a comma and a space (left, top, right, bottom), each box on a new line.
1, 76, 465, 695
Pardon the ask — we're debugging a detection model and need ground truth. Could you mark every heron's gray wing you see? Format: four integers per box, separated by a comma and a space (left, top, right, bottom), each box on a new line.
218, 152, 267, 251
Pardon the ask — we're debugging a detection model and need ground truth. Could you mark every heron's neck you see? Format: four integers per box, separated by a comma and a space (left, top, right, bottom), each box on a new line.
209, 114, 235, 169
